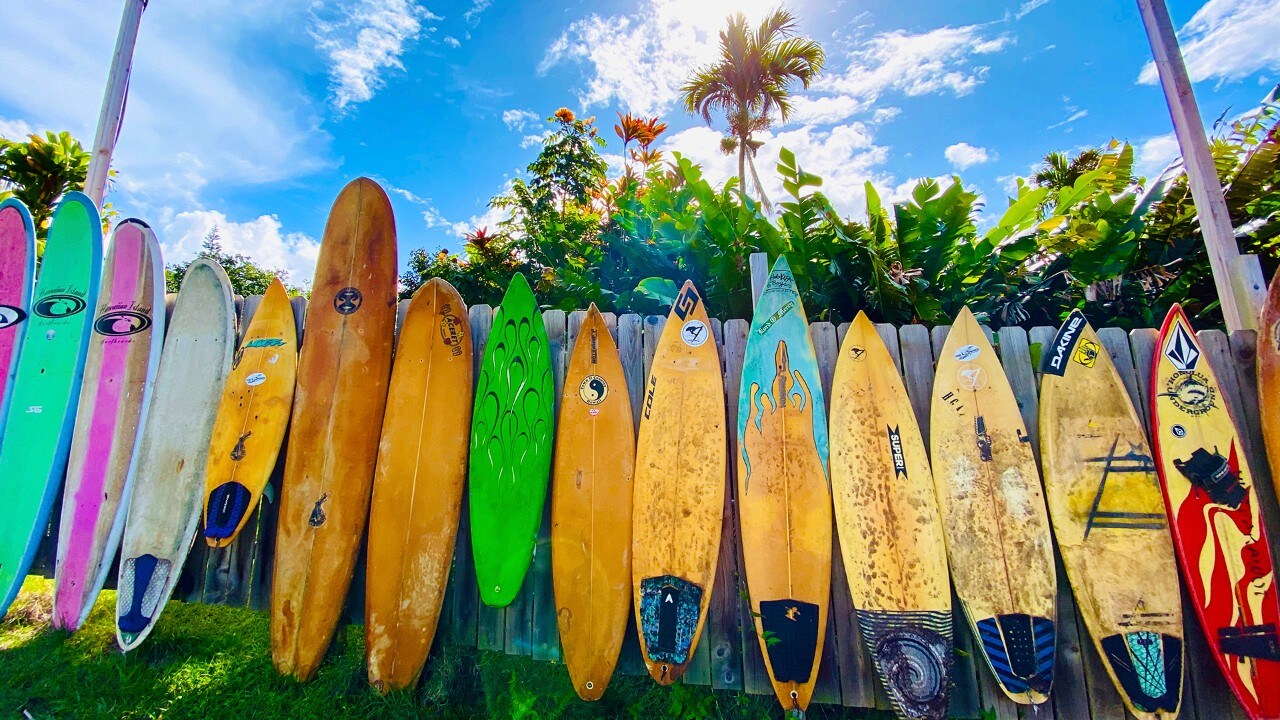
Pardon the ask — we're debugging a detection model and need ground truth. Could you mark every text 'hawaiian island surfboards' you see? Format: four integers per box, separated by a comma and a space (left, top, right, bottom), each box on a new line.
54, 219, 165, 632
552, 304, 634, 701
469, 272, 555, 608
737, 257, 831, 713
0, 192, 102, 617
272, 177, 397, 682
1150, 304, 1280, 720
930, 306, 1057, 705
632, 280, 726, 685
831, 311, 953, 720
0, 197, 35, 435
1039, 310, 1184, 720
115, 258, 234, 650
366, 278, 472, 692
202, 277, 298, 548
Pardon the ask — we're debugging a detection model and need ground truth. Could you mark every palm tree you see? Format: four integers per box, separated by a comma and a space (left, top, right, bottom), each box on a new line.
681, 9, 824, 209
1032, 148, 1104, 190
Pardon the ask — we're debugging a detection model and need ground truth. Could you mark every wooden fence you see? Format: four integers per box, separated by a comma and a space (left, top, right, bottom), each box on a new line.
30, 291, 1280, 720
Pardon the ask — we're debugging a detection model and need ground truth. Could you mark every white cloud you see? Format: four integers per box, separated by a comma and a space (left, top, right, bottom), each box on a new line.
310, 0, 436, 111
0, 117, 36, 139
160, 209, 321, 287
1047, 108, 1088, 130
463, 0, 492, 25
520, 132, 551, 148
443, 36, 461, 48
1137, 132, 1182, 179
945, 142, 992, 170
1015, 0, 1051, 20
1138, 0, 1280, 86
454, 204, 512, 238
503, 108, 541, 132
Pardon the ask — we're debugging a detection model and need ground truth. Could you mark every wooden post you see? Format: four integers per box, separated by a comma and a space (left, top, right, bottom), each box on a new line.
1136, 0, 1262, 332
85, 0, 148, 208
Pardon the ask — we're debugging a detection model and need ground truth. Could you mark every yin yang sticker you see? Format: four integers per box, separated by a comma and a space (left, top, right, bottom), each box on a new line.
579, 375, 608, 405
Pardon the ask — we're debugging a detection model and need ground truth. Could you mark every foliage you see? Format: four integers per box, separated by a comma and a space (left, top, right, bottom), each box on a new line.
165, 226, 295, 296
0, 130, 100, 252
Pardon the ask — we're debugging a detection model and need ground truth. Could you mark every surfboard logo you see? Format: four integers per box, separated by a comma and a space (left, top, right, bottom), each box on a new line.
33, 293, 87, 318
230, 432, 252, 461
975, 417, 993, 462
579, 375, 608, 405
333, 287, 362, 315
757, 301, 795, 335
94, 310, 151, 337
954, 344, 981, 362
0, 305, 27, 329
956, 363, 986, 391
1161, 371, 1215, 416
887, 426, 907, 478
682, 320, 709, 347
245, 372, 267, 387
672, 285, 700, 320
440, 314, 465, 357
849, 346, 866, 361
1163, 322, 1200, 371
1074, 339, 1100, 368
1043, 312, 1085, 376
244, 338, 285, 349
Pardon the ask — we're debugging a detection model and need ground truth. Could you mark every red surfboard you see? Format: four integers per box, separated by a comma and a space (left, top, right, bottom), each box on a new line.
1150, 304, 1280, 720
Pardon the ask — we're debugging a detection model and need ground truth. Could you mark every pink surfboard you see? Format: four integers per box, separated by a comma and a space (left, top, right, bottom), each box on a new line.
52, 219, 165, 631
0, 198, 36, 434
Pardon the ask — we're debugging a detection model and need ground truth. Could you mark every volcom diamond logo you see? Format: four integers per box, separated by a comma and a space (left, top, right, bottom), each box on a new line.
1163, 322, 1200, 371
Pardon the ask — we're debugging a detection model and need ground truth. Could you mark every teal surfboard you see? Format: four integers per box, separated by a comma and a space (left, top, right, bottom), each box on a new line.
0, 192, 102, 616
469, 272, 554, 608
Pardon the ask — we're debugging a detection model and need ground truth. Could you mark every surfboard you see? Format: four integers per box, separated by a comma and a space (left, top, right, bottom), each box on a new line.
0, 197, 35, 437
53, 219, 165, 631
366, 278, 472, 692
202, 277, 297, 547
930, 306, 1057, 704
115, 258, 234, 650
632, 280, 726, 685
1257, 272, 1280, 510
1039, 310, 1184, 720
271, 177, 397, 682
0, 192, 101, 618
551, 304, 634, 701
1150, 304, 1280, 720
736, 257, 830, 712
830, 311, 953, 720
469, 272, 554, 608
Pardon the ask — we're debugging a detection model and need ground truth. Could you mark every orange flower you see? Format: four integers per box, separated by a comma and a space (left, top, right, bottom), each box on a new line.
554, 107, 576, 123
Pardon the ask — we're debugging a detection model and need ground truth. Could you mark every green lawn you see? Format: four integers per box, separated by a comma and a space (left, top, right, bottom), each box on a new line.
0, 577, 884, 719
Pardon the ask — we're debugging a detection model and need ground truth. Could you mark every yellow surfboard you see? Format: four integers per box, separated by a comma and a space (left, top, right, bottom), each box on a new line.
1039, 310, 1184, 720
930, 306, 1057, 704
631, 280, 725, 685
365, 278, 472, 692
551, 304, 634, 701
830, 311, 953, 720
202, 278, 298, 547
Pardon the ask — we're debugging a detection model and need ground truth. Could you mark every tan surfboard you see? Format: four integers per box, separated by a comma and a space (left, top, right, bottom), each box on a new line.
930, 306, 1057, 704
830, 311, 953, 720
1259, 271, 1280, 509
271, 178, 398, 682
202, 277, 297, 547
551, 304, 634, 701
632, 280, 725, 685
1039, 310, 1184, 720
365, 278, 473, 692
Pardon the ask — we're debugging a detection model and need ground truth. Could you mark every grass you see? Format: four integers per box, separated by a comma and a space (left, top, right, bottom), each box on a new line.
0, 577, 888, 719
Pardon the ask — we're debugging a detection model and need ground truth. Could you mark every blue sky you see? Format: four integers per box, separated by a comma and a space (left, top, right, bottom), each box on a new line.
1, 0, 1278, 286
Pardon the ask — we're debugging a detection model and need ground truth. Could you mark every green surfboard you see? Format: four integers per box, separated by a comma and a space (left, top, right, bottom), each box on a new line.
469, 272, 554, 608
0, 192, 102, 616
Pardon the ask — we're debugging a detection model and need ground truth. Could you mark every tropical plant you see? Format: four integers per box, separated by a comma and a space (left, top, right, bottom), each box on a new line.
681, 9, 824, 208
0, 130, 93, 249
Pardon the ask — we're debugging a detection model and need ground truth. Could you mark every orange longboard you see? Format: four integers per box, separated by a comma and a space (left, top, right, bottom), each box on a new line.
271, 178, 397, 682
365, 278, 472, 692
551, 305, 634, 701
1258, 272, 1280, 509
631, 281, 725, 685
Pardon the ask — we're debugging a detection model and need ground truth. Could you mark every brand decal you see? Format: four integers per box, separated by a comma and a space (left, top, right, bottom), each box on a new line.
230, 432, 252, 461
246, 372, 267, 387
672, 285, 700, 320
1074, 338, 1100, 368
333, 287, 362, 315
590, 327, 599, 364
309, 493, 329, 527
244, 338, 285, 349
94, 310, 151, 337
849, 346, 866, 361
33, 293, 87, 318
1160, 371, 1215, 416
764, 271, 794, 295
954, 344, 981, 362
682, 320, 709, 347
757, 301, 795, 336
1163, 322, 1200, 371
580, 374, 608, 405
975, 417, 993, 462
440, 313, 465, 356
956, 363, 986, 391
1043, 312, 1085, 376
887, 426, 907, 478
644, 375, 657, 419
0, 305, 27, 330
1171, 424, 1187, 438
941, 390, 965, 415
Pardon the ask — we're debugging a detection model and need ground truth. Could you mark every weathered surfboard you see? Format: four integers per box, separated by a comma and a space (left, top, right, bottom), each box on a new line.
1039, 310, 1184, 720
469, 272, 555, 608
0, 197, 35, 435
53, 219, 164, 631
1258, 272, 1280, 510
736, 257, 830, 712
551, 304, 634, 701
366, 278, 472, 692
271, 177, 397, 682
1151, 304, 1280, 720
202, 277, 297, 547
116, 258, 234, 650
632, 280, 726, 685
831, 311, 953, 720
0, 192, 101, 617
930, 306, 1057, 704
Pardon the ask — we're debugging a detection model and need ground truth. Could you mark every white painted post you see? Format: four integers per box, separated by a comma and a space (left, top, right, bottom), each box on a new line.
1136, 0, 1261, 332
84, 0, 148, 208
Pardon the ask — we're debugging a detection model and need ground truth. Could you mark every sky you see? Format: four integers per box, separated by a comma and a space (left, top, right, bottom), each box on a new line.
1, 0, 1278, 287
